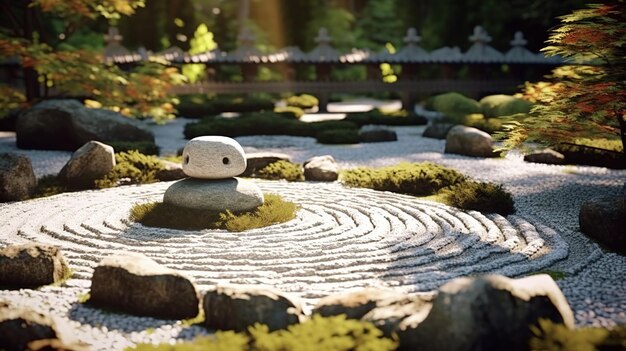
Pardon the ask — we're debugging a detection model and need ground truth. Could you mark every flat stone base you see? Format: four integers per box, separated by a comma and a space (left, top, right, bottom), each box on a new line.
164, 177, 264, 211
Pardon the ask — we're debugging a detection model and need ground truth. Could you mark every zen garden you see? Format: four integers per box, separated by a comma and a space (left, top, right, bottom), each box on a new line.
0, 0, 625, 350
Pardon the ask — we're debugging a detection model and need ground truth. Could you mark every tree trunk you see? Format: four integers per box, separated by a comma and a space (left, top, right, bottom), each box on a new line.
23, 0, 40, 101
618, 113, 626, 168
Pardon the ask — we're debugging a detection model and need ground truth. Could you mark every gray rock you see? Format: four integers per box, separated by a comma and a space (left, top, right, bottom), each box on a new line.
182, 136, 246, 179
312, 288, 409, 320
89, 252, 200, 320
163, 177, 264, 211
359, 129, 397, 143
156, 160, 186, 181
242, 152, 292, 177
58, 141, 115, 189
422, 123, 455, 139
444, 125, 498, 158
0, 153, 37, 202
398, 274, 574, 351
579, 194, 626, 254
361, 294, 433, 337
303, 155, 339, 182
0, 243, 70, 289
524, 148, 565, 165
203, 285, 303, 332
16, 99, 154, 151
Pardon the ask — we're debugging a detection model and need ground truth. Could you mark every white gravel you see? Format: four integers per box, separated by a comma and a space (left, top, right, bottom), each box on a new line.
1, 106, 625, 349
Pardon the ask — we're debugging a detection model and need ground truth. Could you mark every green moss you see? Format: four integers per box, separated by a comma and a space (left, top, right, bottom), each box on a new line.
77, 292, 91, 304
426, 92, 482, 117
274, 106, 304, 119
95, 151, 165, 189
286, 94, 319, 109
530, 319, 626, 351
255, 160, 304, 182
315, 129, 360, 144
479, 95, 533, 118
532, 270, 567, 281
181, 308, 205, 327
440, 181, 515, 215
130, 193, 298, 232
345, 109, 427, 127
107, 141, 160, 156
126, 315, 397, 351
340, 162, 467, 196
32, 174, 68, 198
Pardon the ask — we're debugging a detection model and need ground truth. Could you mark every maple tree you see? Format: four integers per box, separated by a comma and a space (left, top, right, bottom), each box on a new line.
499, 1, 626, 160
0, 0, 184, 123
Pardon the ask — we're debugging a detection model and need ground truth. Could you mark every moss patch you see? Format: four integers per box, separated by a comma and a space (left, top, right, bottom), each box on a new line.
254, 160, 304, 182
130, 193, 298, 232
530, 319, 626, 351
96, 151, 165, 189
440, 181, 515, 215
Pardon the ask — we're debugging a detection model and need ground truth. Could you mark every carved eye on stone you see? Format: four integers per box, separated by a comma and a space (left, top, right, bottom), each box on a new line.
184, 155, 190, 165
222, 157, 230, 165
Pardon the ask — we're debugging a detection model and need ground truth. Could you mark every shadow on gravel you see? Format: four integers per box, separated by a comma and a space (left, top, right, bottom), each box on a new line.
67, 301, 174, 333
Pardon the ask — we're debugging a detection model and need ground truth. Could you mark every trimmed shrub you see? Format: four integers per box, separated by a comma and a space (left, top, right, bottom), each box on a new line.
255, 160, 304, 181
286, 94, 319, 109
479, 94, 533, 118
107, 141, 160, 156
426, 92, 482, 117
274, 106, 305, 119
95, 151, 164, 188
315, 129, 360, 144
530, 319, 626, 351
129, 193, 298, 232
345, 109, 427, 127
127, 315, 397, 351
177, 94, 275, 118
441, 181, 515, 215
340, 162, 467, 196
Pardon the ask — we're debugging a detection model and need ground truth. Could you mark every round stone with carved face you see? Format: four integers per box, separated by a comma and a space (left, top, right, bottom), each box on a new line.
182, 136, 247, 179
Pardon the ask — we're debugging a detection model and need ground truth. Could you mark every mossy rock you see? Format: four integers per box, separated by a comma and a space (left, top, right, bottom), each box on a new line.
316, 129, 360, 144
441, 181, 515, 215
286, 94, 319, 109
426, 92, 482, 117
345, 109, 427, 127
479, 95, 533, 118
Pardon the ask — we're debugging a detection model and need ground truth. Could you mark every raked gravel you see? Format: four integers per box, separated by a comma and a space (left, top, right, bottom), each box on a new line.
0, 115, 625, 350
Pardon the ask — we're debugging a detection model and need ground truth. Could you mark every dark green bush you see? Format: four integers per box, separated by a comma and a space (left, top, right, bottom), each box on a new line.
479, 94, 533, 118
530, 319, 626, 351
184, 112, 360, 144
274, 106, 305, 119
177, 94, 275, 118
340, 162, 467, 196
107, 141, 160, 156
425, 92, 482, 117
130, 193, 297, 232
441, 181, 515, 215
33, 174, 68, 198
345, 109, 427, 127
95, 151, 164, 188
315, 129, 360, 144
254, 160, 304, 181
286, 94, 319, 109
127, 315, 397, 351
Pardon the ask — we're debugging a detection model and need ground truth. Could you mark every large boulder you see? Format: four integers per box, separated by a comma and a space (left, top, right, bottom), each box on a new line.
579, 192, 626, 254
444, 125, 498, 158
242, 152, 292, 177
0, 243, 70, 289
397, 274, 574, 351
524, 148, 565, 165
0, 301, 62, 351
58, 141, 115, 189
203, 285, 303, 332
303, 155, 339, 182
164, 177, 264, 211
422, 123, 455, 139
89, 252, 200, 320
16, 100, 154, 151
0, 153, 37, 202
182, 136, 247, 179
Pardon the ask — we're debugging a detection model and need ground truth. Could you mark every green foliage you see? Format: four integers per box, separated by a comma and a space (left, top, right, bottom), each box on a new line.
107, 141, 160, 156
285, 94, 318, 109
184, 112, 359, 144
273, 106, 304, 119
340, 162, 467, 197
315, 129, 360, 145
479, 95, 534, 118
426, 92, 482, 118
127, 315, 397, 351
500, 2, 626, 157
354, 0, 403, 50
255, 160, 304, 182
530, 319, 626, 351
177, 95, 275, 118
95, 151, 164, 188
129, 193, 297, 232
33, 174, 68, 198
440, 181, 515, 215
0, 86, 26, 119
182, 24, 218, 83
345, 109, 427, 127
